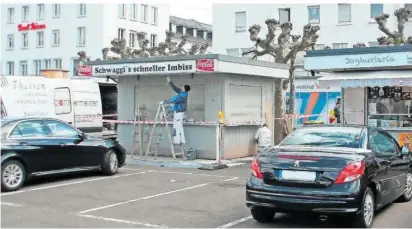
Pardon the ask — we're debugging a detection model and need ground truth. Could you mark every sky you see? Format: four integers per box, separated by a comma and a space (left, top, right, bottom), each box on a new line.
169, 3, 213, 24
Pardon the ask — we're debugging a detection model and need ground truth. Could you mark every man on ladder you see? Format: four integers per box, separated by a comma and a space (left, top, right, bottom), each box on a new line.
159, 76, 191, 145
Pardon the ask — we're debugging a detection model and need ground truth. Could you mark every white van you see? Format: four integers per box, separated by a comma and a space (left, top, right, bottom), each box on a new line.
0, 76, 117, 139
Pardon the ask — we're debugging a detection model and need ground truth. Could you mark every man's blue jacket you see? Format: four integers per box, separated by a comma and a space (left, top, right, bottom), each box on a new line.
163, 82, 188, 113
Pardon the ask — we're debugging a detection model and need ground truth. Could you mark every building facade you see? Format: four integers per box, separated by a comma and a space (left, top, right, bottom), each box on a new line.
1, 3, 170, 77
169, 16, 213, 53
212, 3, 412, 60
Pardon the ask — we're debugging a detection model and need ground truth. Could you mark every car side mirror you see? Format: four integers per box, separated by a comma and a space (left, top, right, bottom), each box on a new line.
79, 132, 86, 140
401, 146, 410, 155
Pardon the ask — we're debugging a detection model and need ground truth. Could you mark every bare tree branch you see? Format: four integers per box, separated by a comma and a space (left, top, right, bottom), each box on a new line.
375, 7, 412, 46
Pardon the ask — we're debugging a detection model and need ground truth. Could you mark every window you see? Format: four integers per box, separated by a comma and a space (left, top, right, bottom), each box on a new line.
338, 4, 351, 23
77, 27, 86, 46
52, 30, 60, 46
21, 33, 28, 48
130, 4, 137, 20
7, 8, 15, 23
22, 5, 29, 21
279, 8, 290, 22
151, 6, 158, 24
20, 61, 28, 76
332, 43, 348, 49
150, 34, 157, 47
44, 59, 51, 69
369, 41, 379, 47
33, 60, 42, 75
314, 44, 325, 50
308, 5, 320, 24
37, 4, 44, 19
78, 4, 86, 17
406, 4, 412, 17
369, 131, 400, 156
10, 121, 46, 138
7, 34, 14, 50
6, 62, 14, 75
53, 4, 61, 18
37, 31, 44, 47
118, 4, 126, 18
280, 126, 363, 148
141, 4, 148, 22
43, 120, 78, 138
118, 28, 125, 40
226, 48, 239, 57
235, 11, 246, 33
129, 31, 136, 47
54, 59, 62, 69
370, 4, 383, 18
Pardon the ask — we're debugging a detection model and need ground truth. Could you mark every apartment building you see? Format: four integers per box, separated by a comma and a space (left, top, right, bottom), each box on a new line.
1, 3, 170, 76
169, 16, 213, 53
213, 3, 412, 63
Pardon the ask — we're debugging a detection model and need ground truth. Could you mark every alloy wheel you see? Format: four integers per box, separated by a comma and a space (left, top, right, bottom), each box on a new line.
3, 164, 24, 188
364, 193, 374, 226
405, 173, 412, 199
109, 152, 118, 172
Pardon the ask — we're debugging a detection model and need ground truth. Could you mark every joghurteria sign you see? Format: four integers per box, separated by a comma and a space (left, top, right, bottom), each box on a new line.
304, 51, 412, 70
345, 55, 395, 67
78, 59, 215, 76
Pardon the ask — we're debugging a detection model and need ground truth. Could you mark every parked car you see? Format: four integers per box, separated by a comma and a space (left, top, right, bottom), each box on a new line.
246, 125, 412, 228
1, 117, 126, 192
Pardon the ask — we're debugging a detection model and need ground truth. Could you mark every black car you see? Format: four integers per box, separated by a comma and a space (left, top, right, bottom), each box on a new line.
1, 117, 126, 192
246, 125, 412, 228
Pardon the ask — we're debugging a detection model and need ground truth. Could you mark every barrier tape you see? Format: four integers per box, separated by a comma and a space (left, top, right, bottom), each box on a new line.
75, 113, 326, 125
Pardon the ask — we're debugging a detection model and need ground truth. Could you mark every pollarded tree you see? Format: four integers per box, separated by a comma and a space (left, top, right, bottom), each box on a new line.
243, 19, 320, 142
375, 7, 412, 45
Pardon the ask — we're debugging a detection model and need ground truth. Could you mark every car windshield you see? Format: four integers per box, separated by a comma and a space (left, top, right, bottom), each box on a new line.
279, 126, 363, 149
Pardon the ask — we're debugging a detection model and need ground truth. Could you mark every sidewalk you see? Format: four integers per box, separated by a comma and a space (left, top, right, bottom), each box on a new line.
126, 155, 254, 170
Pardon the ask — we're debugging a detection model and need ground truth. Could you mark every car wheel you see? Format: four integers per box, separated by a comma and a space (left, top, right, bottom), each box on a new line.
250, 206, 276, 223
397, 172, 412, 202
352, 187, 374, 228
101, 150, 119, 175
1, 160, 26, 192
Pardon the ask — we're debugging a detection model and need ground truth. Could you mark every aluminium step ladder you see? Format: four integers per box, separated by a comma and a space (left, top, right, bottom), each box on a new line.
131, 104, 150, 158
145, 103, 186, 160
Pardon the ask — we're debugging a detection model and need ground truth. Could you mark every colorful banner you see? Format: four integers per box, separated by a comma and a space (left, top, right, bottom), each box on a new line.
398, 132, 412, 151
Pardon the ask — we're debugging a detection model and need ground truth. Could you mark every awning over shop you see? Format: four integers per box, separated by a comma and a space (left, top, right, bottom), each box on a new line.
317, 70, 412, 88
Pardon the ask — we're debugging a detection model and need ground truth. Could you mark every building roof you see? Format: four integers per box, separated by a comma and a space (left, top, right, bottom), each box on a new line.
85, 54, 289, 70
305, 45, 412, 57
170, 16, 212, 32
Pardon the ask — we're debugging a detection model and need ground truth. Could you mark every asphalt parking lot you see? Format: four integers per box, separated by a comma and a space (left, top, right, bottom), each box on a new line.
1, 164, 412, 228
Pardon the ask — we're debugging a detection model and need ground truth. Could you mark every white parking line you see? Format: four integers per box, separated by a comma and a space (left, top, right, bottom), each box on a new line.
1, 202, 25, 207
1, 171, 148, 196
149, 170, 239, 178
217, 216, 253, 228
77, 214, 168, 228
78, 177, 239, 214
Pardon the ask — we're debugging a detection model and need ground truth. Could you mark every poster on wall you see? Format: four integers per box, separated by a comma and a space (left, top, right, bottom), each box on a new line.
398, 132, 412, 151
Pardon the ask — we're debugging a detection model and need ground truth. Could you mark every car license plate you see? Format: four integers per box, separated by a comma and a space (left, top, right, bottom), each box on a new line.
279, 170, 316, 181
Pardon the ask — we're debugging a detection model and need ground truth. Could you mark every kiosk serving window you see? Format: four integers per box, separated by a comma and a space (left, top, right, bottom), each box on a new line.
367, 86, 412, 128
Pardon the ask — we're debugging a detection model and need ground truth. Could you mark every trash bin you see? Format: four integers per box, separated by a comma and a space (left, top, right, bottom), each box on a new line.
185, 147, 196, 160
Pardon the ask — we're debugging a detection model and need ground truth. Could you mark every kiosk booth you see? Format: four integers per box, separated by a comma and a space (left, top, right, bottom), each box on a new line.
304, 46, 412, 149
80, 54, 289, 160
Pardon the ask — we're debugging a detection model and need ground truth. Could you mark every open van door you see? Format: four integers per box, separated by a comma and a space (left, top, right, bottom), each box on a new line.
54, 87, 74, 125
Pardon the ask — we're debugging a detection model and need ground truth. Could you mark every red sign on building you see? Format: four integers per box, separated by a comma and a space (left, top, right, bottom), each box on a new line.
196, 59, 214, 72
18, 23, 46, 31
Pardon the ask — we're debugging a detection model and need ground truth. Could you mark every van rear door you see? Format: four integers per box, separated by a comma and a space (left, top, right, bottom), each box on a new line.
54, 87, 74, 125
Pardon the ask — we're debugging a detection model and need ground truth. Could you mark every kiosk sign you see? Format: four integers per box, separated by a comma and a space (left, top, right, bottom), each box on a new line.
78, 59, 216, 77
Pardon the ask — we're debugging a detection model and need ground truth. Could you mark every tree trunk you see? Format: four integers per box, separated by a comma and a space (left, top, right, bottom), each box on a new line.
274, 79, 286, 144
288, 58, 296, 115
